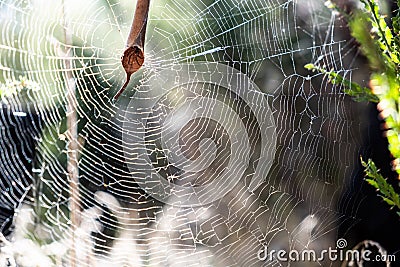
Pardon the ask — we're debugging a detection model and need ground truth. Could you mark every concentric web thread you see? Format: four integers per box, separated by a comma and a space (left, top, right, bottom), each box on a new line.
0, 0, 368, 266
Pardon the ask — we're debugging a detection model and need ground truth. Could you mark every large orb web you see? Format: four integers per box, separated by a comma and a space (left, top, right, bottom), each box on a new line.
0, 0, 370, 266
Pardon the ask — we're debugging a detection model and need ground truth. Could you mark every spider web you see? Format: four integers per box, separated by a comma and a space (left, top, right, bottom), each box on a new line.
0, 0, 369, 266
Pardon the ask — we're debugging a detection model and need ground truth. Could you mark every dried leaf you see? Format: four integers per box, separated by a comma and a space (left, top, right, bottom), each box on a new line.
113, 0, 150, 101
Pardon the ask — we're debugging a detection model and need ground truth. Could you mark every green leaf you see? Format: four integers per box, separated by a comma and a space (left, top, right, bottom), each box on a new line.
382, 197, 395, 206
361, 158, 400, 216
366, 179, 379, 189
304, 64, 315, 71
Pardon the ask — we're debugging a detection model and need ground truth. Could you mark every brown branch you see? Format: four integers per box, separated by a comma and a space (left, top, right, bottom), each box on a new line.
113, 0, 150, 101
61, 2, 80, 267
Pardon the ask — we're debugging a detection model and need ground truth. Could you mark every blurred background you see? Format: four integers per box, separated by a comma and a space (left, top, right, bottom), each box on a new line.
0, 0, 399, 266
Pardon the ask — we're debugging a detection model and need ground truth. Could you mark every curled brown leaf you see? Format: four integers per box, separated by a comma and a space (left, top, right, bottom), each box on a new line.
113, 0, 150, 101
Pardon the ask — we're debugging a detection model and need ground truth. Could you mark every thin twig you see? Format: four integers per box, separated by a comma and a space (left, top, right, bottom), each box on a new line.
62, 2, 80, 267
113, 0, 150, 101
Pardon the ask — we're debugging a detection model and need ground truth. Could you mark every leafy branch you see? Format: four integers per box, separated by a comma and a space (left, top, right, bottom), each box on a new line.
304, 63, 379, 102
306, 0, 400, 215
359, 0, 399, 66
362, 158, 400, 216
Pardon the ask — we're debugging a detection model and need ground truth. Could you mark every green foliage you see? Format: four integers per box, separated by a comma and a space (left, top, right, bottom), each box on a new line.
304, 63, 379, 102
350, 0, 400, 178
349, 11, 388, 71
359, 0, 399, 66
306, 0, 400, 215
362, 158, 400, 216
